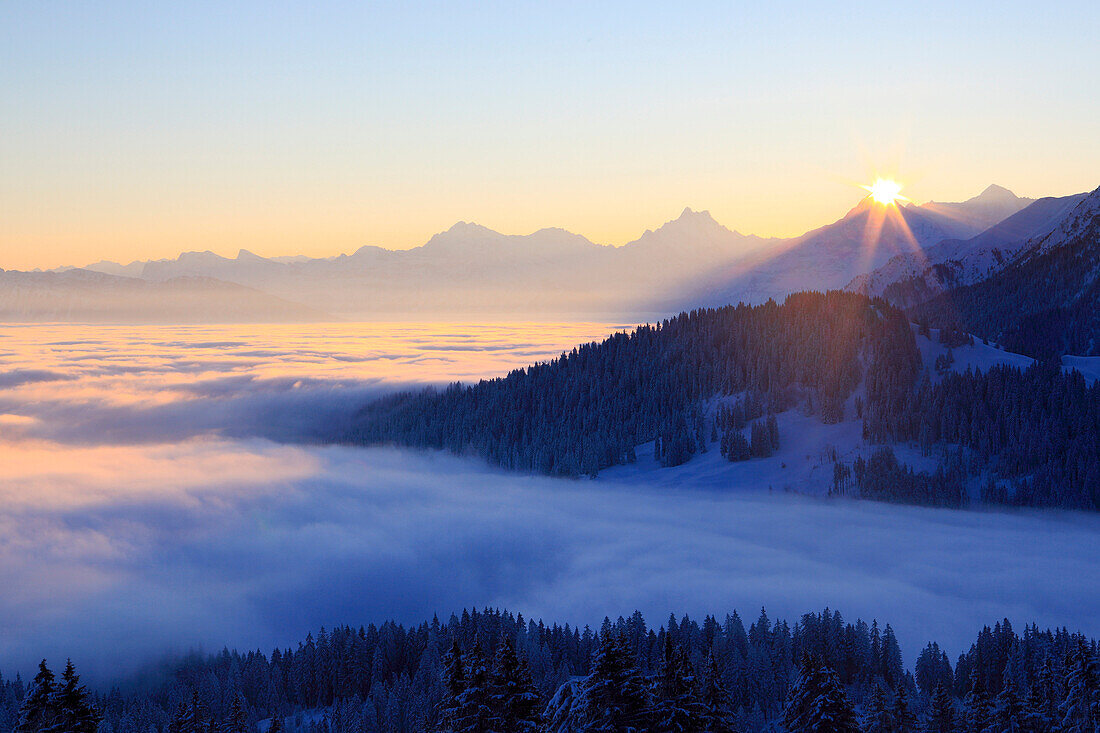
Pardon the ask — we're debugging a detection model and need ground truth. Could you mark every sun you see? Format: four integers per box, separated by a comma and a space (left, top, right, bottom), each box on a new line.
862, 178, 908, 206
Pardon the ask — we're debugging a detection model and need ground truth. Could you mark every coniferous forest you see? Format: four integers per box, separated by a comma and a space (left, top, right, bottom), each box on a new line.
350, 291, 1100, 511
911, 194, 1100, 360
350, 292, 917, 477
5, 606, 1097, 733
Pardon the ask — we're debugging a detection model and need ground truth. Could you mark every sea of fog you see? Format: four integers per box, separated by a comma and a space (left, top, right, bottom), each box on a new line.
0, 322, 1097, 682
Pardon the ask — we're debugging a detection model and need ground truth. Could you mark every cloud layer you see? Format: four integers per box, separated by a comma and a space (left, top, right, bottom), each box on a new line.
4, 442, 1100, 684
1, 322, 1098, 685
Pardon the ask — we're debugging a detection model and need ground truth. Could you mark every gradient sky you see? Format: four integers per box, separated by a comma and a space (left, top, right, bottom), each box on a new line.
2, 0, 1098, 270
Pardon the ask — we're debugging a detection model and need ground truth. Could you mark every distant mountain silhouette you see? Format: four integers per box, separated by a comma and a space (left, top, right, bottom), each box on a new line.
76, 208, 778, 318
918, 184, 1035, 232
58, 187, 1040, 320
0, 269, 327, 323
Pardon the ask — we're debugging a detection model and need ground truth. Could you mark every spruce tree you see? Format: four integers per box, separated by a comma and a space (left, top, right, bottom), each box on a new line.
437, 641, 466, 732
181, 690, 208, 733
963, 673, 992, 733
224, 694, 248, 733
698, 653, 736, 733
488, 638, 541, 733
1022, 680, 1050, 733
993, 682, 1024, 733
15, 660, 57, 733
55, 660, 101, 733
766, 414, 780, 452
452, 642, 492, 733
582, 633, 651, 733
722, 428, 752, 462
168, 702, 187, 733
862, 684, 894, 733
880, 625, 905, 689
1058, 641, 1099, 733
783, 656, 859, 733
892, 685, 917, 732
923, 684, 955, 733
652, 634, 704, 732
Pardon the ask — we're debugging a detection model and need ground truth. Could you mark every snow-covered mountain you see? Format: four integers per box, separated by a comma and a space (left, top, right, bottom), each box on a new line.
0, 269, 327, 323
917, 184, 1035, 234
688, 185, 1034, 308
76, 209, 779, 318
52, 186, 1037, 319
846, 192, 1089, 306
914, 185, 1100, 356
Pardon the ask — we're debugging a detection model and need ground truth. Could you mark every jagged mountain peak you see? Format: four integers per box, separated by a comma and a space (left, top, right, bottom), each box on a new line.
677, 206, 716, 221
913, 182, 1100, 357
235, 249, 271, 262
841, 195, 895, 219
924, 184, 1021, 207
418, 221, 507, 252
973, 183, 1019, 202
635, 207, 736, 240
440, 221, 500, 237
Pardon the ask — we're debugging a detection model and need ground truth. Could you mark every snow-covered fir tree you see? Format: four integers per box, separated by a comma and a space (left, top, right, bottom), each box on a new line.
782, 656, 859, 733
488, 638, 541, 732
582, 633, 651, 732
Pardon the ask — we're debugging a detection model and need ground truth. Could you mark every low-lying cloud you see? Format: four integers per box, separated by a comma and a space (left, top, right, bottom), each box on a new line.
3, 442, 1099, 685
1, 322, 1098, 687
0, 368, 75, 388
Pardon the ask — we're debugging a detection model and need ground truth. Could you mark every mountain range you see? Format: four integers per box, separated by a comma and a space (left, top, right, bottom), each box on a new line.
0, 269, 326, 323
70, 208, 776, 318
4, 183, 1096, 327
913, 186, 1100, 356
689, 184, 1034, 309
846, 191, 1089, 306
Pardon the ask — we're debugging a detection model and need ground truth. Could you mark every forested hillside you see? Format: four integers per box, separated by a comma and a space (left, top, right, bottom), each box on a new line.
350, 292, 921, 477
351, 291, 1100, 511
5, 606, 1096, 733
913, 187, 1100, 358
861, 362, 1100, 510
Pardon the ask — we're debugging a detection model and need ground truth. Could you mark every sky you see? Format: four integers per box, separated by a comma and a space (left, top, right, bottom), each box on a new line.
2, 0, 1099, 270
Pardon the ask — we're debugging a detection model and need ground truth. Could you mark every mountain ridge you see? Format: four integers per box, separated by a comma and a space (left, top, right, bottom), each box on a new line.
913, 186, 1100, 356
846, 192, 1090, 305
685, 186, 1034, 309
0, 268, 328, 324
32, 184, 1046, 320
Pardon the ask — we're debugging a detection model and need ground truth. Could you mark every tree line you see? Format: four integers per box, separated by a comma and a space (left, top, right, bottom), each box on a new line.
352, 288, 1100, 512
861, 362, 1100, 511
4, 606, 1097, 733
349, 292, 917, 478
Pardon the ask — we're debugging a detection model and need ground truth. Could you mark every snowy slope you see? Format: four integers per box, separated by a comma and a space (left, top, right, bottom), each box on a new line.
846, 192, 1089, 305
599, 329, 1091, 494
1063, 356, 1100, 383
1028, 186, 1100, 255
690, 186, 1033, 308
913, 185, 1100, 357
916, 328, 1034, 381
599, 407, 908, 496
